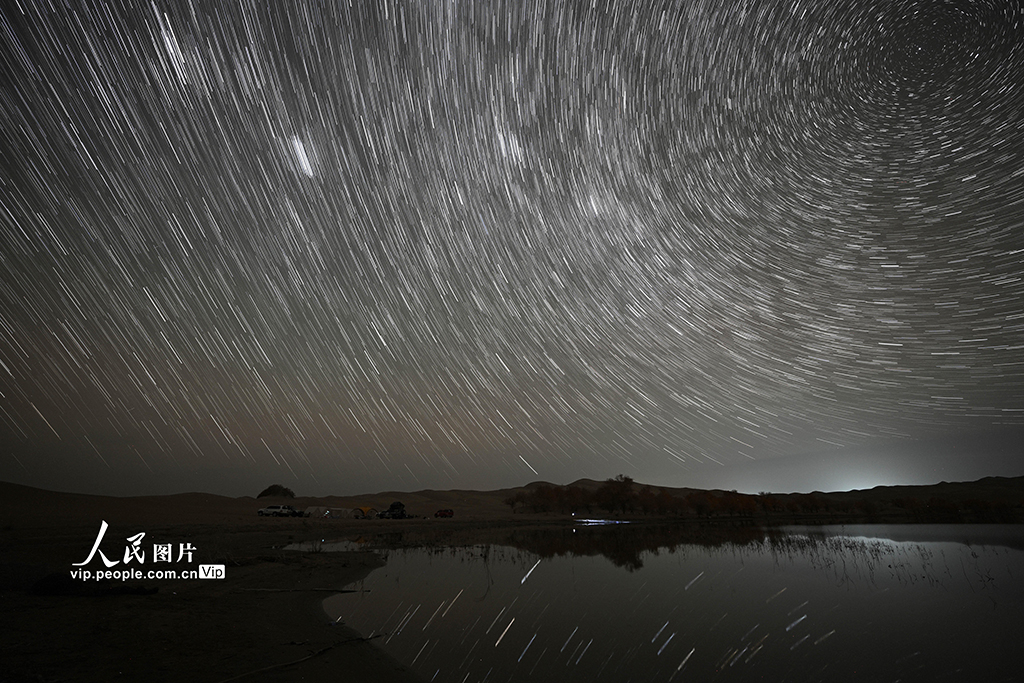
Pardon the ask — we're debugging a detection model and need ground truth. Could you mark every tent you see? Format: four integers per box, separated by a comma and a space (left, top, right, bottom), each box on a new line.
352, 506, 378, 519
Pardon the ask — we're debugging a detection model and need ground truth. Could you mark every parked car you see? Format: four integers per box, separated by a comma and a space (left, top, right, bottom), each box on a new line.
258, 504, 299, 517
434, 509, 454, 518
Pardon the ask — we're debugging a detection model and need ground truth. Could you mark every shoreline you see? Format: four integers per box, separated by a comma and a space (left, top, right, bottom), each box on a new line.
3, 523, 425, 683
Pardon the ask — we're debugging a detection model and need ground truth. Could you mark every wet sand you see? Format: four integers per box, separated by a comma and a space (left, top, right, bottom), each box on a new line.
4, 523, 427, 683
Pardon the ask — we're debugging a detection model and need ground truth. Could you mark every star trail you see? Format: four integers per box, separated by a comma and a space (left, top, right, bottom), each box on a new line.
1, 0, 1022, 495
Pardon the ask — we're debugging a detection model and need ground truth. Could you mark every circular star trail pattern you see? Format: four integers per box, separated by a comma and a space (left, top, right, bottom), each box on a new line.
1, 0, 1022, 492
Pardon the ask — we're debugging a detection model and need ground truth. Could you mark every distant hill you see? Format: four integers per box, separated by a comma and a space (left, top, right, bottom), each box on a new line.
2, 475, 1022, 528
503, 475, 1024, 523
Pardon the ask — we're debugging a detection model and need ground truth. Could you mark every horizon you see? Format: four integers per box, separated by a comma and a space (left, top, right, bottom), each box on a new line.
4, 466, 1022, 502
4, 421, 1024, 498
2, 2, 1022, 500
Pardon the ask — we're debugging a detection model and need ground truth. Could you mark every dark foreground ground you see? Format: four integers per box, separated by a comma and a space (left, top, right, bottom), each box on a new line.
3, 521, 428, 683
2, 476, 1022, 681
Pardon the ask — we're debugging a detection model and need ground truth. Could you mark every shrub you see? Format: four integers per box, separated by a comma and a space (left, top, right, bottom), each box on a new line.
257, 484, 295, 498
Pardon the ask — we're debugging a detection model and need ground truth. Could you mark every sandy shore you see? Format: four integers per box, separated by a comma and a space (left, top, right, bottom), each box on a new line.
3, 519, 429, 683
0, 480, 558, 683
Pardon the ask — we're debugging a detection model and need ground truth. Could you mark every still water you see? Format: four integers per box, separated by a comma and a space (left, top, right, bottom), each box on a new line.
322, 524, 1022, 682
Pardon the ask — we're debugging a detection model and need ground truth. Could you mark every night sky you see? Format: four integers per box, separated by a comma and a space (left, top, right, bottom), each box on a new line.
2, 0, 1023, 498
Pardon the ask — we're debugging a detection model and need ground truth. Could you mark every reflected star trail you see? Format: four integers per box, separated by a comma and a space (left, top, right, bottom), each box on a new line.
1, 0, 1023, 495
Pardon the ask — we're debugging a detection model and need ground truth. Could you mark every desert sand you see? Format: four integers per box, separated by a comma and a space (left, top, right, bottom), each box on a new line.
4, 522, 422, 681
1, 481, 569, 683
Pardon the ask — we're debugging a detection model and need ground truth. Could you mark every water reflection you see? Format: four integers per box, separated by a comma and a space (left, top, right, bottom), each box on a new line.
501, 522, 780, 571
296, 522, 788, 570
323, 525, 1022, 682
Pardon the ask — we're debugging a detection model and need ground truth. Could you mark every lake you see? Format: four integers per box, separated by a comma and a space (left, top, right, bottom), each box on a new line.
320, 524, 1023, 682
